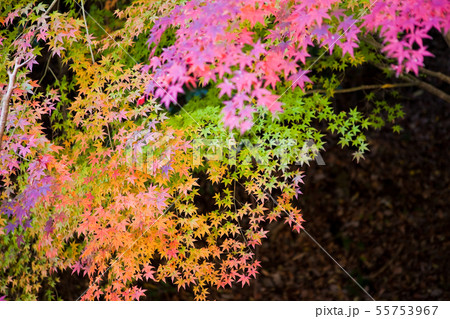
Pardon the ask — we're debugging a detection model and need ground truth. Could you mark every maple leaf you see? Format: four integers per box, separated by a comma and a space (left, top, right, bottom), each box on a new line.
239, 119, 253, 135
1, 0, 446, 302
71, 261, 84, 276
247, 266, 259, 279
4, 222, 16, 234
240, 4, 266, 28
237, 273, 251, 287
217, 78, 234, 98
131, 287, 147, 300
93, 289, 103, 301
322, 33, 340, 53
288, 70, 312, 90
250, 40, 266, 58
257, 94, 283, 114
340, 40, 358, 58
137, 96, 145, 106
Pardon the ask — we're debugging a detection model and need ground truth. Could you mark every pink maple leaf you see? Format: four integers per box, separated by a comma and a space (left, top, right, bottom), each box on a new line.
71, 261, 84, 276
237, 274, 251, 287
143, 264, 156, 281
257, 94, 283, 114
217, 78, 235, 98
340, 40, 358, 58
288, 70, 312, 90
131, 287, 147, 300
239, 119, 253, 135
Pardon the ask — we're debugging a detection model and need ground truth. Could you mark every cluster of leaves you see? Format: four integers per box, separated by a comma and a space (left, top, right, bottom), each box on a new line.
0, 0, 301, 300
362, 0, 449, 75
143, 0, 448, 133
0, 0, 447, 300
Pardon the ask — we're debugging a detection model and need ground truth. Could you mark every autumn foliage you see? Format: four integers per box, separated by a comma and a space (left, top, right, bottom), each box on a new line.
0, 0, 448, 300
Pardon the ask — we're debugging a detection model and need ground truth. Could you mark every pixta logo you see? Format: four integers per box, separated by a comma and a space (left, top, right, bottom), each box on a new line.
192, 138, 325, 166
124, 129, 173, 174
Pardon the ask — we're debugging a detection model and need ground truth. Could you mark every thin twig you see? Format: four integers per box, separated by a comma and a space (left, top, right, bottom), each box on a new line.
38, 54, 52, 85
48, 66, 59, 81
233, 181, 253, 252
361, 34, 382, 50
81, 0, 95, 64
44, 0, 58, 16
106, 123, 114, 149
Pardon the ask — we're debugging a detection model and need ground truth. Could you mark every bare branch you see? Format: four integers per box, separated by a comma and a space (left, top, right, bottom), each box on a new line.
38, 54, 53, 85
402, 74, 450, 104
17, 57, 33, 69
419, 67, 450, 85
304, 83, 416, 96
370, 63, 450, 104
0, 61, 23, 150
443, 31, 450, 48
44, 0, 58, 16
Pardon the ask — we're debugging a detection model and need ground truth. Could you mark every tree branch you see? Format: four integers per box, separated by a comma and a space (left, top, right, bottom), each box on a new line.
0, 59, 27, 150
443, 31, 450, 48
0, 1, 58, 151
304, 83, 416, 96
402, 74, 450, 104
361, 34, 382, 50
418, 67, 450, 85
371, 63, 450, 104
44, 0, 58, 16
